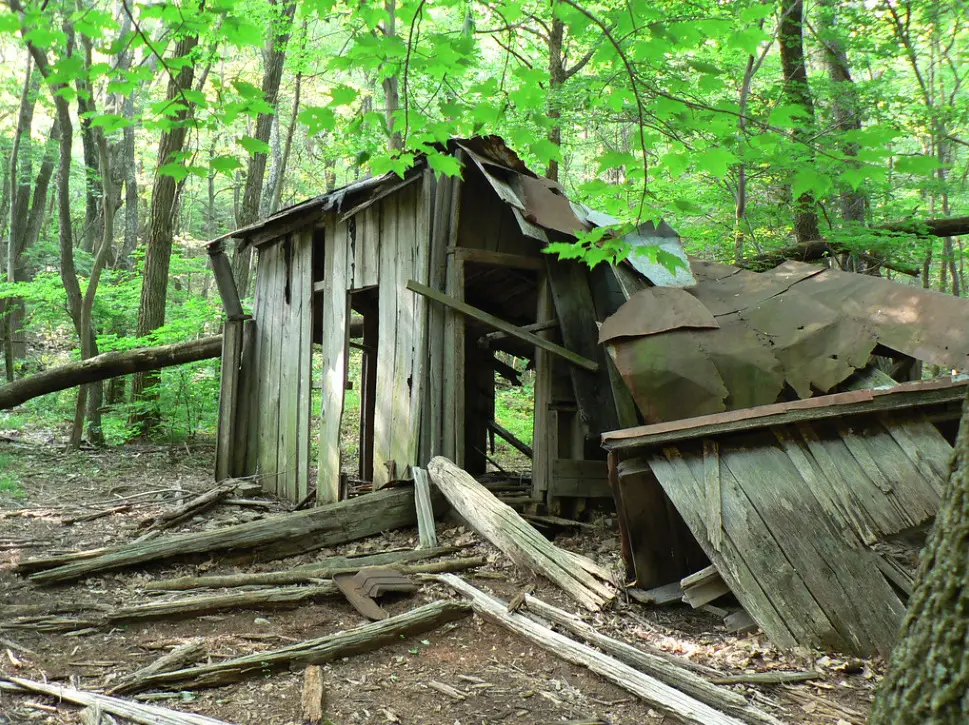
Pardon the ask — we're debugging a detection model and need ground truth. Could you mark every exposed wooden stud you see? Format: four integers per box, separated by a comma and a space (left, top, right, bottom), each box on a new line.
478, 319, 558, 348
531, 275, 554, 502
295, 230, 314, 501
407, 281, 598, 372
443, 258, 466, 465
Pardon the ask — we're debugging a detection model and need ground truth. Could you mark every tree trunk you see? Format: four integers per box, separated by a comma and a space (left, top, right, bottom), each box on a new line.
778, 0, 821, 243
231, 0, 297, 296
817, 0, 865, 227
546, 16, 565, 182
869, 387, 969, 724
130, 33, 199, 434
382, 0, 402, 151
263, 70, 302, 215
0, 336, 222, 411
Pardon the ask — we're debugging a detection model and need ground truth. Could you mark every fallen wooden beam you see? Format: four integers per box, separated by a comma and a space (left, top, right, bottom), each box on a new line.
407, 280, 598, 371
21, 487, 436, 584
109, 640, 207, 695
435, 575, 759, 725
681, 565, 730, 608
0, 336, 223, 410
488, 420, 533, 459
427, 456, 615, 611
0, 676, 235, 725
145, 546, 462, 591
8, 560, 485, 632
478, 319, 558, 348
138, 482, 238, 534
120, 600, 471, 692
301, 665, 326, 724
522, 595, 784, 725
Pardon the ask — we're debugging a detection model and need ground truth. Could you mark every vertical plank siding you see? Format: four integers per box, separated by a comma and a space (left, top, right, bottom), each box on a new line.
318, 215, 350, 503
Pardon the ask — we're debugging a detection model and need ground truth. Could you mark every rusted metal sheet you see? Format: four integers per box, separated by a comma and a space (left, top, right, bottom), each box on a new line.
738, 290, 877, 397
687, 262, 823, 316
606, 330, 730, 422
695, 313, 785, 410
792, 268, 969, 371
516, 174, 590, 237
598, 287, 718, 344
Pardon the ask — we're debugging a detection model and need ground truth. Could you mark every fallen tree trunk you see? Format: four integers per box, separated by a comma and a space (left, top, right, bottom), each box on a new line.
0, 335, 222, 410
0, 676, 234, 725
121, 600, 471, 692
745, 240, 919, 276
21, 487, 441, 584
877, 215, 969, 238
436, 575, 754, 725
427, 456, 615, 611
522, 595, 784, 725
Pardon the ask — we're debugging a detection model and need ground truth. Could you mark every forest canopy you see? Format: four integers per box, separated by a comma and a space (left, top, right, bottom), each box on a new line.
0, 0, 966, 442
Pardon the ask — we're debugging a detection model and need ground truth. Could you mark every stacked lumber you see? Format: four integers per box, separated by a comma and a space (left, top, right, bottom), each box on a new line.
427, 456, 616, 610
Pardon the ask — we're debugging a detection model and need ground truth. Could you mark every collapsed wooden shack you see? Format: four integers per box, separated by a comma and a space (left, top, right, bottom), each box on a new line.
206, 136, 678, 507
598, 257, 969, 656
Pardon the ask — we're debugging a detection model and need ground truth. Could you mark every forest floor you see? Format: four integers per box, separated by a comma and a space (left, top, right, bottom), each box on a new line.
0, 437, 882, 725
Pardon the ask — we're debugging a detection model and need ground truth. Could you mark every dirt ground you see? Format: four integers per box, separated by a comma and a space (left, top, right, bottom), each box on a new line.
0, 438, 882, 725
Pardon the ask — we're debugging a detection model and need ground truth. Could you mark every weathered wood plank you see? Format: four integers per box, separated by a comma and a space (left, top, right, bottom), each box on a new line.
389, 184, 416, 480
648, 449, 803, 649
257, 244, 284, 495
545, 259, 617, 436
549, 458, 611, 498
207, 248, 244, 320
413, 466, 439, 549
531, 275, 554, 502
703, 439, 722, 552
408, 171, 433, 466
26, 487, 434, 584
232, 319, 255, 477
721, 444, 905, 656
317, 216, 350, 503
295, 230, 314, 501
451, 247, 543, 270
442, 256, 465, 465
215, 318, 244, 482
421, 174, 451, 463
878, 413, 952, 494
793, 422, 881, 544
374, 192, 399, 487
407, 281, 598, 372
603, 382, 968, 450
277, 238, 298, 501
437, 576, 750, 725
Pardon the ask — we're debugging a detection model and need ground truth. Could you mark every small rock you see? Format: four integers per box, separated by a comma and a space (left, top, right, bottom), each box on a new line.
254, 617, 270, 625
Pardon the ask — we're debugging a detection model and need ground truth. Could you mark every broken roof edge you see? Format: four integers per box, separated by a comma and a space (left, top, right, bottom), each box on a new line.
602, 375, 969, 451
